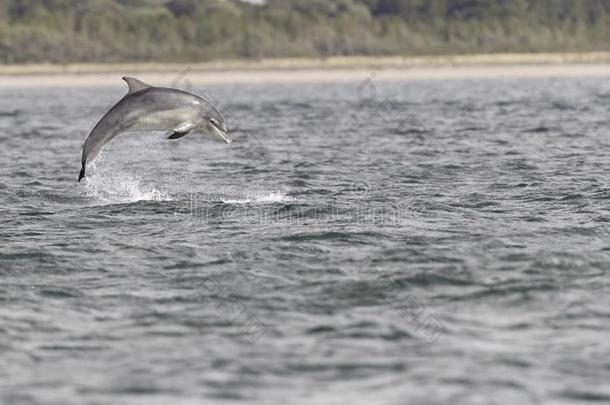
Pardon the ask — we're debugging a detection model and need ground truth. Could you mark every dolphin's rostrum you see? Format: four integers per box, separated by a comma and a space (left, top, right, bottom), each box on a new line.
78, 77, 230, 181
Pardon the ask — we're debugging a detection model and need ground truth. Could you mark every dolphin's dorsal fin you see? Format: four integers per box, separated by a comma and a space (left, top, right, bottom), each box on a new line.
122, 77, 152, 94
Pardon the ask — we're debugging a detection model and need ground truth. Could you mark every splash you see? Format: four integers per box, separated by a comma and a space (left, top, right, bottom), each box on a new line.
80, 169, 173, 205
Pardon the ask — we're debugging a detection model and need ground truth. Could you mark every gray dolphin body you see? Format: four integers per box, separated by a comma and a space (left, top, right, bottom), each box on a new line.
78, 77, 230, 181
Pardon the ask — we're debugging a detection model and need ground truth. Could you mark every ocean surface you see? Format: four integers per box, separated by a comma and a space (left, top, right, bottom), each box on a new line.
1, 75, 610, 404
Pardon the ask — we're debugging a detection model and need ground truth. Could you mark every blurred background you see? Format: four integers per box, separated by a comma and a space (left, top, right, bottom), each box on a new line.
1, 0, 610, 64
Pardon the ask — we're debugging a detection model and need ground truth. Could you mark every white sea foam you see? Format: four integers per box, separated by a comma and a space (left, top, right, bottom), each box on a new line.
221, 191, 295, 204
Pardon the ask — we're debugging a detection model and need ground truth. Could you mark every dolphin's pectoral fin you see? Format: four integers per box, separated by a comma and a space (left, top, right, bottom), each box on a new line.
166, 122, 195, 140
167, 131, 190, 140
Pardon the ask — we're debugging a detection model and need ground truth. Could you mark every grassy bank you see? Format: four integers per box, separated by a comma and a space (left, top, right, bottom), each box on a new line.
3, 1, 610, 64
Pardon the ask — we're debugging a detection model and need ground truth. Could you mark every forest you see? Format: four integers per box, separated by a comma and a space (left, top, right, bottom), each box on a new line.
1, 0, 610, 64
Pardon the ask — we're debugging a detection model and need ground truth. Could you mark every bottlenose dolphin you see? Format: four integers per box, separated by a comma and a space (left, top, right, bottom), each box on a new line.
78, 77, 230, 181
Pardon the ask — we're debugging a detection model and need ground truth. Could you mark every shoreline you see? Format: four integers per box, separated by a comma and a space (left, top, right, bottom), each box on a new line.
1, 53, 610, 87
2, 52, 610, 75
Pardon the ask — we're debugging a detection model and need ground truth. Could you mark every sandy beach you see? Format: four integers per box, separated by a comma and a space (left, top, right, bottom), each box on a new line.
1, 53, 610, 87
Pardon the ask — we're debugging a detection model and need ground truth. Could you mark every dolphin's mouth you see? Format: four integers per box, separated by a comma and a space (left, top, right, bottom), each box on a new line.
211, 121, 231, 144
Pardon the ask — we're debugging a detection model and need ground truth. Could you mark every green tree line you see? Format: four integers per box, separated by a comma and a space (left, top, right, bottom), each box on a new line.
1, 0, 610, 64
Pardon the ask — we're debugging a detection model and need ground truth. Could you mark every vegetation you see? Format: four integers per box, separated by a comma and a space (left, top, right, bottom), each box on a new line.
1, 0, 610, 64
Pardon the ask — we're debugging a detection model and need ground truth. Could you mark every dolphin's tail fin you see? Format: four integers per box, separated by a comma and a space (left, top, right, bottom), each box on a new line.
78, 165, 86, 182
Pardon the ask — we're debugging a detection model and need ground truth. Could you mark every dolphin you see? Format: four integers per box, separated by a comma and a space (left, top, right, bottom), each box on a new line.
78, 76, 230, 181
